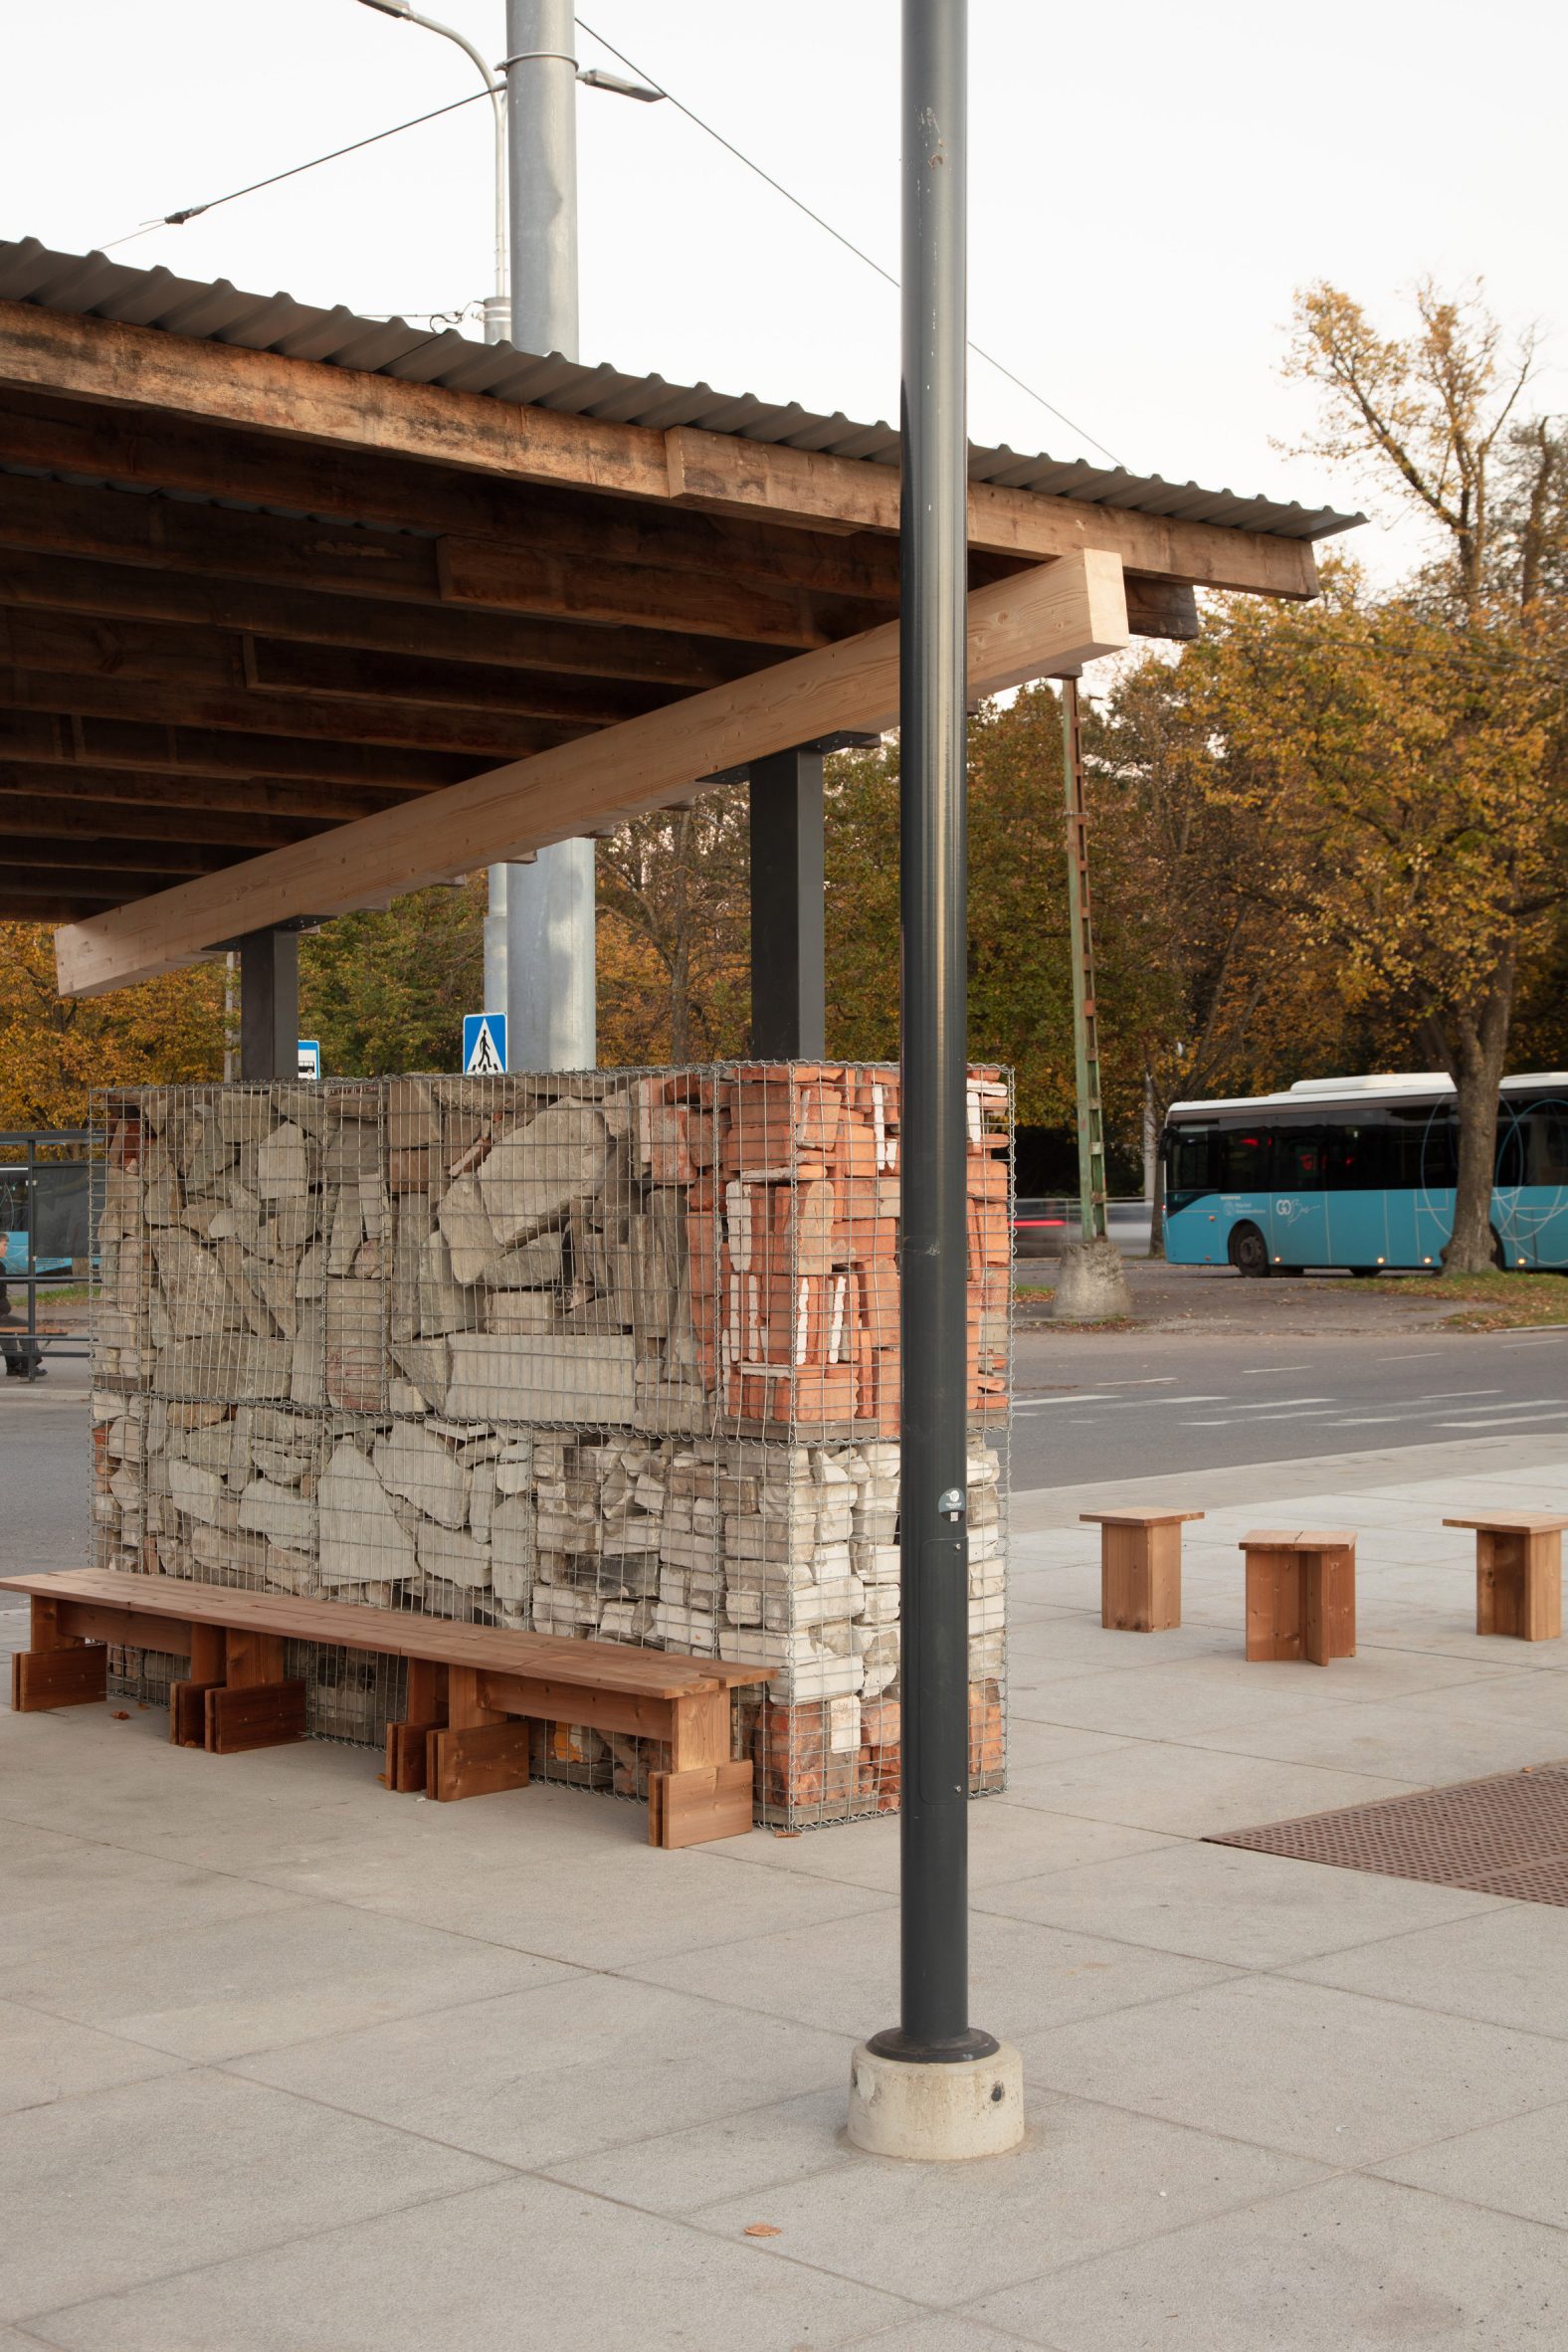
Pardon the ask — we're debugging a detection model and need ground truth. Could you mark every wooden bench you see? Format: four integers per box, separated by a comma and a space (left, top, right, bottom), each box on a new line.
1443, 1511, 1568, 1642
1241, 1529, 1356, 1666
2, 1569, 770, 1849
1081, 1507, 1206, 1631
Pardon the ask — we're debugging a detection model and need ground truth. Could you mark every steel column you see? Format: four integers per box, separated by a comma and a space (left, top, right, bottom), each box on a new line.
238, 929, 298, 1081
868, 0, 996, 2067
1062, 677, 1108, 1243
749, 746, 827, 1060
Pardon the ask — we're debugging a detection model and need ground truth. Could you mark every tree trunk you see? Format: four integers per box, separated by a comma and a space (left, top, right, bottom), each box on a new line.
1438, 953, 1517, 1274
1146, 1070, 1168, 1259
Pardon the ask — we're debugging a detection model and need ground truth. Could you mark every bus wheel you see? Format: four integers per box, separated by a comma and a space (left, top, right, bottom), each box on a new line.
1228, 1224, 1272, 1279
1350, 1267, 1381, 1279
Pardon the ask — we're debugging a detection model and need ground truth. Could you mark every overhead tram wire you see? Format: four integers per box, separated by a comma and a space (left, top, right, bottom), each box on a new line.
97, 86, 496, 252
574, 15, 1125, 467
95, 25, 1121, 469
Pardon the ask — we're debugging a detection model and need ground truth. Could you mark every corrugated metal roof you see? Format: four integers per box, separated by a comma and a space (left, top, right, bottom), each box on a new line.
0, 237, 1364, 545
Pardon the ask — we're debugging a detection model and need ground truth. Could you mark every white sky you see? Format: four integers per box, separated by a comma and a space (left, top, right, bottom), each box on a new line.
3, 1, 1564, 586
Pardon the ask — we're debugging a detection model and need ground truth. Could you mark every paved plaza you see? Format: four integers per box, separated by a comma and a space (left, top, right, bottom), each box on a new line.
3, 1430, 1567, 2348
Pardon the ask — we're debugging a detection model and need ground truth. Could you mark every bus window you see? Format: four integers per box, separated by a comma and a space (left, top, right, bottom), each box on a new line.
1388, 1104, 1456, 1189
1275, 1128, 1327, 1189
1221, 1128, 1272, 1189
1528, 1111, 1568, 1187
1326, 1126, 1374, 1189
1165, 1127, 1216, 1211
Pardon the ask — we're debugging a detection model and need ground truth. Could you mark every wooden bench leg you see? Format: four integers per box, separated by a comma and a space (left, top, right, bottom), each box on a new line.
10, 1595, 107, 1711
384, 1659, 449, 1794
425, 1665, 528, 1802
203, 1628, 305, 1755
169, 1625, 226, 1748
650, 1688, 754, 1847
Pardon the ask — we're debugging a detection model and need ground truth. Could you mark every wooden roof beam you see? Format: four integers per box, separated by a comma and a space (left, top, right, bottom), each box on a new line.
56, 551, 1130, 997
0, 710, 471, 790
0, 668, 587, 761
0, 795, 328, 850
0, 547, 791, 690
2, 835, 245, 877
0, 304, 1321, 599
0, 758, 425, 822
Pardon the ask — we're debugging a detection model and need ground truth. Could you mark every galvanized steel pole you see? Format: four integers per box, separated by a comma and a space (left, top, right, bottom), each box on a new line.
498, 0, 596, 1073
876, 0, 993, 2067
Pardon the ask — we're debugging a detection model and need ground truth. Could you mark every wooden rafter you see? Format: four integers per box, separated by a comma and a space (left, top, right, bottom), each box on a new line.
55, 551, 1131, 996
0, 304, 1321, 598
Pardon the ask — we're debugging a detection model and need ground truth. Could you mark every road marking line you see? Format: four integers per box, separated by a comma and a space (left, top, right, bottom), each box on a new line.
1414, 1390, 1500, 1400
1237, 1363, 1309, 1373
1437, 1413, 1568, 1430
1377, 1351, 1443, 1361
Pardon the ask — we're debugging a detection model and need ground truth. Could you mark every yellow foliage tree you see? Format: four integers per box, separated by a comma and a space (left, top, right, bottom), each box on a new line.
0, 923, 227, 1131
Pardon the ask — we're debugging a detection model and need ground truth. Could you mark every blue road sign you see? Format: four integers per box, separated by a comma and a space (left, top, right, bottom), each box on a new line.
463, 1012, 507, 1075
296, 1039, 320, 1080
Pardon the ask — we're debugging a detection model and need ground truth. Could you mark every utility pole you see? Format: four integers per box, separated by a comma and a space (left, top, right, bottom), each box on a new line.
1051, 675, 1133, 1319
847, 0, 1023, 2163
500, 0, 596, 1073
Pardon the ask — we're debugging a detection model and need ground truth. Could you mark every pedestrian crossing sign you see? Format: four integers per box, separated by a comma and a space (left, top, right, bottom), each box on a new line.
463, 1012, 507, 1076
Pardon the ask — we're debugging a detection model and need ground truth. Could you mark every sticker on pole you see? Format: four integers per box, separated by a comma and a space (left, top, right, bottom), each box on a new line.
463, 1013, 507, 1076
296, 1039, 320, 1081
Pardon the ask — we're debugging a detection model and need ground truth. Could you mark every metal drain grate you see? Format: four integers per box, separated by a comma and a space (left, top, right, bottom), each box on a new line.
1208, 1761, 1568, 1906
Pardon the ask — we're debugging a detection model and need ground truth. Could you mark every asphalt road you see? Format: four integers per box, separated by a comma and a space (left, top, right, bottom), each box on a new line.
1010, 1321, 1568, 1487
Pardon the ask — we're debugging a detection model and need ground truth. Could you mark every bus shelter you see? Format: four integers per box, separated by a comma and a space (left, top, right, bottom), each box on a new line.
0, 235, 1360, 1058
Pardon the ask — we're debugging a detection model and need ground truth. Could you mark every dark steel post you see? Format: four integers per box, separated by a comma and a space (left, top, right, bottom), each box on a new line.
749, 746, 827, 1060
239, 929, 299, 1082
867, 0, 994, 2067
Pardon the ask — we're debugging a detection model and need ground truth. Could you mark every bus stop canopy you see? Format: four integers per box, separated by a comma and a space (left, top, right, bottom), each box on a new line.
0, 237, 1362, 996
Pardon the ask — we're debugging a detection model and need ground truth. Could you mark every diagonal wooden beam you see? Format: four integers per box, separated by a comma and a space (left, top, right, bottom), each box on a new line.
56, 553, 1129, 998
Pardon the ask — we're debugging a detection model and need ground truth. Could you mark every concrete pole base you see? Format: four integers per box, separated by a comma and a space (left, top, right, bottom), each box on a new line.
847, 2040, 1025, 2160
1051, 1236, 1134, 1322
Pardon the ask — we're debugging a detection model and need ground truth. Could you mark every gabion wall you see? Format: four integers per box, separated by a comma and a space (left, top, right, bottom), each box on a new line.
91, 1065, 1010, 1825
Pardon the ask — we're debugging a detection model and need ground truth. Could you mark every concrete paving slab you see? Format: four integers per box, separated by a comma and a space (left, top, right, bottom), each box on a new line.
0, 1997, 188, 2118
627, 1904, 1229, 2044
970, 2171, 1568, 2350
540, 2083, 858, 2213
9, 1892, 575, 2062
0, 2067, 504, 2323
972, 1839, 1504, 1968
994, 1743, 1415, 1836
249, 1802, 893, 1970
226, 1974, 852, 2172
1195, 1694, 1568, 1785
1292, 1902, 1568, 2040
1016, 1973, 1568, 2166
24, 2173, 912, 2352
847, 2318, 1034, 2352
0, 1830, 310, 1970
706, 1788, 1166, 1895
686, 2090, 1322, 2306
1371, 2096, 1568, 2227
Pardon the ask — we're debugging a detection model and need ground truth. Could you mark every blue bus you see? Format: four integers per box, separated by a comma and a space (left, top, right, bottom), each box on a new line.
1162, 1074, 1568, 1276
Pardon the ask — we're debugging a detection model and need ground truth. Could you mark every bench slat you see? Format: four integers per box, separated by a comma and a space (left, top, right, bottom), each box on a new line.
0, 1569, 769, 1700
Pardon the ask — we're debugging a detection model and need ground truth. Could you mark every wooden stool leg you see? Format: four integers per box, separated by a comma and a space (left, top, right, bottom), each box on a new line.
650, 1688, 753, 1847
1476, 1529, 1522, 1638
1246, 1548, 1301, 1661
1304, 1544, 1356, 1665
1146, 1522, 1183, 1632
1102, 1526, 1153, 1631
10, 1595, 106, 1711
1523, 1531, 1563, 1642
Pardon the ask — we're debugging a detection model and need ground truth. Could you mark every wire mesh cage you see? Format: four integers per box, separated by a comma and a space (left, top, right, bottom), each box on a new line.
88, 1064, 1011, 1825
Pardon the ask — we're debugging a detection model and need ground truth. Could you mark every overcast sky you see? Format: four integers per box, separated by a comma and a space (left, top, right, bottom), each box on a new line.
4, 1, 1563, 585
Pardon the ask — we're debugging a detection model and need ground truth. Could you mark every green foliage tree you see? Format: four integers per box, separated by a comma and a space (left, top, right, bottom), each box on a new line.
297, 880, 486, 1077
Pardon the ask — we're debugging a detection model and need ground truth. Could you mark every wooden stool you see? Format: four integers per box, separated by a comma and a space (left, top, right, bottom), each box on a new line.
1081, 1508, 1206, 1631
1443, 1512, 1568, 1642
1241, 1529, 1356, 1665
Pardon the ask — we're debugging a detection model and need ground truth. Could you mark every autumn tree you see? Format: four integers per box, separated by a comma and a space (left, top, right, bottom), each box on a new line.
596, 791, 751, 1065
0, 922, 228, 1128
298, 879, 486, 1077
1282, 280, 1568, 1269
